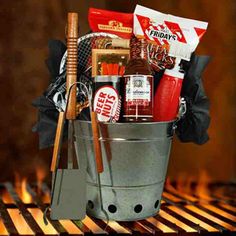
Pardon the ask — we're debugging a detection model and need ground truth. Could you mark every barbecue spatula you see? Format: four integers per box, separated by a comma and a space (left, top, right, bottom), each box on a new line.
50, 12, 87, 220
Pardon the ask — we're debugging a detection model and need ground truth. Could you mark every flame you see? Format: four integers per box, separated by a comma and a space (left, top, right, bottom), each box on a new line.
195, 170, 213, 201
166, 170, 214, 202
14, 172, 32, 203
21, 178, 32, 203
36, 166, 46, 194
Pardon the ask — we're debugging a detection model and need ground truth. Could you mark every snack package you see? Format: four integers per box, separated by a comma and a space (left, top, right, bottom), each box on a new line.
133, 5, 208, 71
89, 8, 133, 39
93, 76, 121, 122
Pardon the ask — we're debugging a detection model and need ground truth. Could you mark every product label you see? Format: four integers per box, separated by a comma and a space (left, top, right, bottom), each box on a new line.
125, 75, 151, 106
88, 7, 133, 39
133, 5, 208, 51
93, 85, 120, 122
98, 20, 132, 33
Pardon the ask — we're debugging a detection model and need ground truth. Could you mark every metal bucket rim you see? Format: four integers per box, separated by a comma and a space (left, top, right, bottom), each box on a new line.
75, 120, 176, 126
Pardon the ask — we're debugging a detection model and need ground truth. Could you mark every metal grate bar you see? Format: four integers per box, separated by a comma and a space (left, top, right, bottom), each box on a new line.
89, 217, 119, 234
154, 214, 186, 233
162, 196, 229, 233
164, 187, 236, 228
162, 206, 207, 233
0, 182, 235, 235
26, 184, 68, 235
214, 204, 236, 217
41, 183, 94, 234
117, 221, 151, 235
138, 219, 164, 235
194, 204, 236, 227
4, 182, 44, 235
0, 199, 18, 235
71, 220, 92, 234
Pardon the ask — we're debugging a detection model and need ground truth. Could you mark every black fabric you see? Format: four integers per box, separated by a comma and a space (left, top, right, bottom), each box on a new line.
32, 40, 67, 149
176, 54, 211, 144
45, 39, 66, 81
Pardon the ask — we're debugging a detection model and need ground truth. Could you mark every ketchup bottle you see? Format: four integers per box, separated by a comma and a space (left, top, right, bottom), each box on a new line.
122, 37, 154, 122
153, 59, 183, 121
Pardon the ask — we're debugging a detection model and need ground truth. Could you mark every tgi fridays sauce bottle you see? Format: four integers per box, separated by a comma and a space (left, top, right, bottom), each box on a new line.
122, 36, 153, 122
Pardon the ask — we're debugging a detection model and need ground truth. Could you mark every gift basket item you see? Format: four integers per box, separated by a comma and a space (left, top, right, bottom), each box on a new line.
50, 13, 87, 220
74, 120, 175, 221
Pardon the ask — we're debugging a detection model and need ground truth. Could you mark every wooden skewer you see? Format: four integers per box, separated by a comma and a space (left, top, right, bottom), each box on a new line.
50, 112, 65, 172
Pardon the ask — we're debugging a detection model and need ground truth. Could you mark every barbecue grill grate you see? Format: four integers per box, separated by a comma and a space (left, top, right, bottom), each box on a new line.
0, 182, 235, 235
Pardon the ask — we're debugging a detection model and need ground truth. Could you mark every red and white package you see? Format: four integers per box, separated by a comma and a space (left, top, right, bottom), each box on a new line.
88, 8, 133, 39
134, 5, 208, 52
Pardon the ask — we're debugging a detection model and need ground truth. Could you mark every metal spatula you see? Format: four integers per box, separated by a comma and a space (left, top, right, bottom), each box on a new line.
50, 12, 87, 220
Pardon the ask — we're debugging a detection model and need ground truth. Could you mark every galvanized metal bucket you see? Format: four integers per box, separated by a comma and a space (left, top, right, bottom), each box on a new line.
74, 120, 175, 221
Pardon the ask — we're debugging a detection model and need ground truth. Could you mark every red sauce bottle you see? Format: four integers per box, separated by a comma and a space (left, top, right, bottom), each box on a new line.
153, 59, 183, 121
122, 37, 154, 122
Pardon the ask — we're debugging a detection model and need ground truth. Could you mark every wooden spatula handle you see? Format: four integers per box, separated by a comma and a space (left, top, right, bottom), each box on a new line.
91, 111, 104, 173
66, 13, 78, 120
51, 111, 65, 172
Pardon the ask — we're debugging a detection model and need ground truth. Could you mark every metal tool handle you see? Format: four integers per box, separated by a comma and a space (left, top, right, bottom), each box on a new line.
91, 111, 104, 173
66, 12, 78, 120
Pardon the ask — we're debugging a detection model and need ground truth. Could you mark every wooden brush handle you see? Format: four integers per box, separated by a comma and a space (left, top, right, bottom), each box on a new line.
66, 13, 78, 120
91, 112, 104, 173
111, 38, 130, 48
51, 112, 65, 172
100, 123, 112, 162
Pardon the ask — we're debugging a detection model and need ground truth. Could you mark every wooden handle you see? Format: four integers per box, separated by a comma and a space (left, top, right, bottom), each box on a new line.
91, 111, 104, 173
100, 123, 112, 162
51, 112, 65, 172
66, 12, 78, 120
112, 38, 130, 48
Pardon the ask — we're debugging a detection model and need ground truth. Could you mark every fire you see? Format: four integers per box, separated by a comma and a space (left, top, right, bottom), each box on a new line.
166, 170, 213, 202
14, 174, 32, 203
195, 170, 213, 201
36, 166, 47, 194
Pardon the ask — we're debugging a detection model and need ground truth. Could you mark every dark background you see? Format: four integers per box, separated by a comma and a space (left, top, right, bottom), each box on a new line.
0, 0, 235, 182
